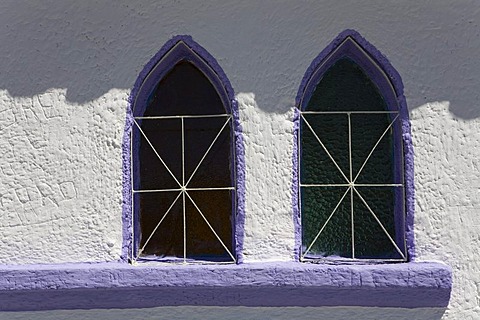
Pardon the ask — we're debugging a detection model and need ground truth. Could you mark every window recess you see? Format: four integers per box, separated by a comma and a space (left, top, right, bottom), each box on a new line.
130, 39, 237, 264
297, 36, 407, 263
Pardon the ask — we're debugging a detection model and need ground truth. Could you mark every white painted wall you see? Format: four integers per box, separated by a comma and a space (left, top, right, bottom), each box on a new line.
0, 0, 479, 318
0, 89, 125, 264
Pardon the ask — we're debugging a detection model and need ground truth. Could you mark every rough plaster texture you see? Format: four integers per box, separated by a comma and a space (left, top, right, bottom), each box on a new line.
238, 93, 295, 261
411, 102, 480, 319
0, 89, 125, 264
0, 0, 479, 319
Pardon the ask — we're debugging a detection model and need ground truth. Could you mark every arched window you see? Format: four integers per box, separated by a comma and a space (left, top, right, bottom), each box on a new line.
296, 32, 412, 262
126, 37, 240, 264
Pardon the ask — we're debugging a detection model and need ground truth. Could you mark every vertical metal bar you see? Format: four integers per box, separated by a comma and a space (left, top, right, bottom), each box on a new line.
348, 113, 352, 182
182, 117, 185, 186
130, 127, 135, 263
348, 113, 355, 258
181, 117, 186, 264
298, 111, 303, 260
183, 190, 186, 264
229, 116, 237, 262
350, 187, 355, 259
400, 120, 408, 260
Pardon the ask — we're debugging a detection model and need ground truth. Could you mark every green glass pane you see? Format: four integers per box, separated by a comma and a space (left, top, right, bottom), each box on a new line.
306, 58, 387, 112
300, 114, 348, 184
145, 61, 225, 116
186, 190, 233, 261
353, 187, 401, 258
302, 187, 351, 257
351, 113, 395, 184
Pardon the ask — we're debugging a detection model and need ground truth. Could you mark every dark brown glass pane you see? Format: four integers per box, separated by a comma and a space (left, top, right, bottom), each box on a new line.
137, 61, 233, 261
144, 61, 225, 116
302, 187, 351, 257
186, 118, 232, 188
186, 190, 233, 261
138, 192, 183, 257
306, 58, 387, 112
137, 119, 182, 190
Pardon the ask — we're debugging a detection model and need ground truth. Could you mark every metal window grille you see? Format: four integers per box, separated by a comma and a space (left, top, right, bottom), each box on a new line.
130, 47, 236, 265
299, 51, 407, 263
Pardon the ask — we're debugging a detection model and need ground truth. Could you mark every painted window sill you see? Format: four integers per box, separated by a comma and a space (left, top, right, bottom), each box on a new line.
0, 261, 451, 311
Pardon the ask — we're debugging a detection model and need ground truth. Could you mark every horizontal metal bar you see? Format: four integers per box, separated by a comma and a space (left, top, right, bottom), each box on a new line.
133, 188, 181, 193
354, 184, 404, 187
301, 111, 399, 114
133, 187, 235, 193
135, 114, 231, 120
187, 187, 235, 191
301, 184, 403, 187
134, 258, 236, 266
300, 257, 407, 263
301, 184, 350, 187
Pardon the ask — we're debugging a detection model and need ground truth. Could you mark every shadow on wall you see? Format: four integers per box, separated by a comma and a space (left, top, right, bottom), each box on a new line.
0, 0, 478, 118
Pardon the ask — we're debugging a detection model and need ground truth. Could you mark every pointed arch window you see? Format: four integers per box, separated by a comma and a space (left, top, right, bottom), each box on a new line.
297, 34, 411, 262
129, 38, 238, 264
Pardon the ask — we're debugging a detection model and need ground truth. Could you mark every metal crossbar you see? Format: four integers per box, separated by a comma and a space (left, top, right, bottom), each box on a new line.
301, 114, 350, 183
302, 187, 350, 258
135, 114, 231, 120
186, 192, 236, 261
353, 188, 406, 260
300, 110, 406, 261
132, 114, 235, 264
133, 119, 182, 187
302, 111, 399, 114
134, 191, 183, 262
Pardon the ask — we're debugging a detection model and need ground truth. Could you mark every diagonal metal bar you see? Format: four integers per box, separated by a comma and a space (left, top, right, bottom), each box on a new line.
133, 119, 182, 187
353, 187, 407, 260
185, 191, 236, 262
301, 114, 350, 183
302, 187, 351, 259
185, 117, 231, 187
353, 115, 399, 183
134, 191, 183, 262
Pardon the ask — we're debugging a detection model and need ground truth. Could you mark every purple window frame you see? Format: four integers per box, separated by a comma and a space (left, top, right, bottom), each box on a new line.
293, 30, 415, 261
121, 35, 247, 263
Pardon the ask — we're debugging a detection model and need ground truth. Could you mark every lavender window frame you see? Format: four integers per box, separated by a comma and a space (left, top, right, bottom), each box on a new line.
293, 30, 415, 261
121, 35, 247, 263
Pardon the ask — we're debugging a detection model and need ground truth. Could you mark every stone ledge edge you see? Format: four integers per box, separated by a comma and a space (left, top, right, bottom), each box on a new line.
0, 261, 451, 310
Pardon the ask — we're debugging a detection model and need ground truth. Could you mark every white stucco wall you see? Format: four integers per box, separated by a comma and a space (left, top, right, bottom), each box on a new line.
0, 89, 126, 264
0, 0, 479, 319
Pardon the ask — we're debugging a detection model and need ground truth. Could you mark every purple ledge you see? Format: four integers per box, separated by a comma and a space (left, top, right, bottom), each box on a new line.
0, 262, 451, 311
